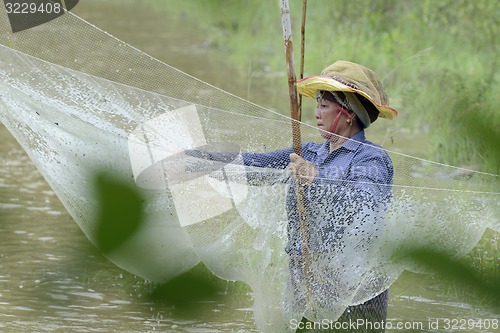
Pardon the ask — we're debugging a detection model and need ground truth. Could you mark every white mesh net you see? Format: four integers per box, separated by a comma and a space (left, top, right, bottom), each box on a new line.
0, 5, 498, 333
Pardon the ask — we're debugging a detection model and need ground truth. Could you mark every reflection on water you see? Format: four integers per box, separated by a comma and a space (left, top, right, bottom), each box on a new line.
0, 0, 497, 332
0, 126, 256, 333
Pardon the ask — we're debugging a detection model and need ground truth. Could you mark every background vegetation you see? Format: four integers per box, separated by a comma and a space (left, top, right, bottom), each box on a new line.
157, 0, 499, 173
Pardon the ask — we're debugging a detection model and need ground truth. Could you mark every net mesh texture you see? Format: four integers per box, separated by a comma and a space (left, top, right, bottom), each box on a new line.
0, 3, 498, 332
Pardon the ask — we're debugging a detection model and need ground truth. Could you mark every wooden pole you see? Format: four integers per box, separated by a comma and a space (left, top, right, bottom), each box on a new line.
280, 0, 312, 298
299, 0, 307, 121
280, 0, 302, 156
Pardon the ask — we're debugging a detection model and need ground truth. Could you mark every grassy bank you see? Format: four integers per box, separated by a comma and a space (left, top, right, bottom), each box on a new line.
155, 0, 498, 172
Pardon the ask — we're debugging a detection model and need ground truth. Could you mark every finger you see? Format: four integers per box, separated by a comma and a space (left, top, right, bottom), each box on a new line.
289, 153, 301, 162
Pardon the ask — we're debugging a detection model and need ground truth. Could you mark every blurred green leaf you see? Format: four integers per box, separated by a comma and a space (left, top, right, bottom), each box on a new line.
460, 112, 500, 175
401, 247, 500, 308
149, 264, 221, 311
94, 172, 144, 253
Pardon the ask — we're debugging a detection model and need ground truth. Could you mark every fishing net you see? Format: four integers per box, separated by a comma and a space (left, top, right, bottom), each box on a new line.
0, 4, 498, 333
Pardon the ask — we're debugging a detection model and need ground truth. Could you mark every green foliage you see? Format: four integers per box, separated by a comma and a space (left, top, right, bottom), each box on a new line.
458, 229, 500, 305
148, 262, 227, 312
408, 248, 500, 301
394, 230, 500, 308
94, 172, 144, 253
428, 68, 499, 174
457, 94, 500, 175
158, 0, 499, 171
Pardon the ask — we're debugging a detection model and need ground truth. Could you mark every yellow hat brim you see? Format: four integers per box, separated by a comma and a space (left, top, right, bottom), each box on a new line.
297, 76, 398, 120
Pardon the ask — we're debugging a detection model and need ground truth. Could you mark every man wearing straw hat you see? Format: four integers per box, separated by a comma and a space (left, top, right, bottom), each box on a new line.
286, 60, 398, 332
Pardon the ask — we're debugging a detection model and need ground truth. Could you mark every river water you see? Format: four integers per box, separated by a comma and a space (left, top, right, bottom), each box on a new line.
0, 1, 498, 332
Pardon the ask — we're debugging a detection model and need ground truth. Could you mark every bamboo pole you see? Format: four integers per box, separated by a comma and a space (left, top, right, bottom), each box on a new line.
280, 0, 301, 155
299, 0, 307, 120
279, 0, 312, 298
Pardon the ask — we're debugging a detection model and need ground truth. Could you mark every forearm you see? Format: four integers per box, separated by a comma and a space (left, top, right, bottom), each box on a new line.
184, 148, 293, 185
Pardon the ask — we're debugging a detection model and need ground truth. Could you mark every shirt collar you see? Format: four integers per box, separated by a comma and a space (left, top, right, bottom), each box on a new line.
342, 130, 366, 151
307, 130, 366, 156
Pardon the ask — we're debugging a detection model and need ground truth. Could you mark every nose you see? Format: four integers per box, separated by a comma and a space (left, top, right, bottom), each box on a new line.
315, 107, 321, 119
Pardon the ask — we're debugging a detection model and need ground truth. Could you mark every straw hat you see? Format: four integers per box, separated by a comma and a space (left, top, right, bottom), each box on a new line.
297, 60, 398, 127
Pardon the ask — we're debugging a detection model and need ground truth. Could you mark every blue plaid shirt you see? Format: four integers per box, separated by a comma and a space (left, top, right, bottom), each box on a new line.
186, 130, 393, 255
241, 130, 393, 255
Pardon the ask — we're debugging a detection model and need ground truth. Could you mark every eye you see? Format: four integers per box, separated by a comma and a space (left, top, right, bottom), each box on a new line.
316, 99, 330, 111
